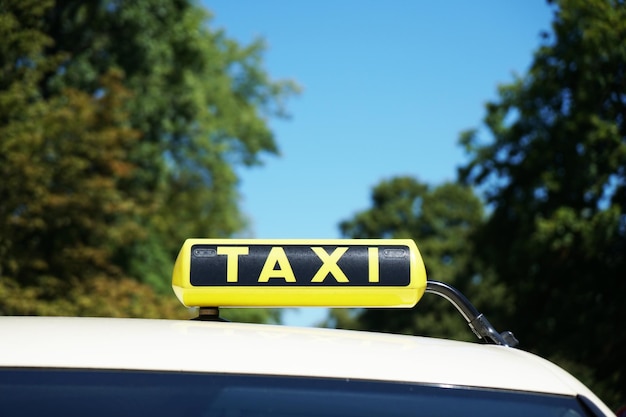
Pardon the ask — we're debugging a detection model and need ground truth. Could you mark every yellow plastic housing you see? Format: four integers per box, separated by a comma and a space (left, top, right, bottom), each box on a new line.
172, 239, 427, 308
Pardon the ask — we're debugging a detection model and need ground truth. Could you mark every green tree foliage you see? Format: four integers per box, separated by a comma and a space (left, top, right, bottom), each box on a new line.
38, 0, 298, 291
0, 0, 187, 318
459, 0, 625, 407
333, 178, 508, 341
0, 0, 296, 322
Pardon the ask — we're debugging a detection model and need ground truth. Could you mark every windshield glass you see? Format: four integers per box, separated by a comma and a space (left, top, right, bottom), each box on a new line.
0, 369, 591, 417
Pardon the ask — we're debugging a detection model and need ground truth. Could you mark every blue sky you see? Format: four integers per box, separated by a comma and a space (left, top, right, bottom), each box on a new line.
202, 1, 554, 326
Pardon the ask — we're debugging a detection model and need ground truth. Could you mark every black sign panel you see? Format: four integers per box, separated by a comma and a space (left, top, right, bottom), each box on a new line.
189, 244, 411, 286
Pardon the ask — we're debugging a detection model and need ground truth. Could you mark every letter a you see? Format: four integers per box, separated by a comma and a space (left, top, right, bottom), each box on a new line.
258, 247, 296, 282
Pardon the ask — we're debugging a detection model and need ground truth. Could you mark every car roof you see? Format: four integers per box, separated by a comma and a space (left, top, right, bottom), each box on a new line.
0, 316, 606, 404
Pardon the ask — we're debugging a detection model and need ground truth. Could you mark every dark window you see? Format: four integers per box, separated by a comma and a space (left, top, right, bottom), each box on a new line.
0, 368, 594, 417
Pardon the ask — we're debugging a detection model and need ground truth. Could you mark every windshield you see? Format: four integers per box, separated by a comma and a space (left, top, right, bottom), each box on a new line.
0, 368, 593, 417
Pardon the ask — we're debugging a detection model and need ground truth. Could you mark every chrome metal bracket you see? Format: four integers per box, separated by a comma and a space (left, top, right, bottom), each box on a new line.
425, 280, 519, 347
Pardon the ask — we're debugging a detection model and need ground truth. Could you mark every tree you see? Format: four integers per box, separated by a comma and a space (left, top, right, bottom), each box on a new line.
0, 0, 188, 317
333, 178, 508, 341
0, 0, 297, 321
38, 0, 298, 291
459, 0, 625, 407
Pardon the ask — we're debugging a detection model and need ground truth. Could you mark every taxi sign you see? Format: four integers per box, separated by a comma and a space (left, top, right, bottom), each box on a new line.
172, 239, 427, 308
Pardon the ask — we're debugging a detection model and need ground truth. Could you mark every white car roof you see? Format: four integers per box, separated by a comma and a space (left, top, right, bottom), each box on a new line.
0, 315, 612, 416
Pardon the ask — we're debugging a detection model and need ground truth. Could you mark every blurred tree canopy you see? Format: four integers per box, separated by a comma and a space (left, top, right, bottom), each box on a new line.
333, 178, 511, 341
0, 0, 297, 321
459, 0, 625, 407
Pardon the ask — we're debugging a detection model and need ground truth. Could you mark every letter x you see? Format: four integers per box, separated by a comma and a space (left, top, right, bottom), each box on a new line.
310, 247, 349, 282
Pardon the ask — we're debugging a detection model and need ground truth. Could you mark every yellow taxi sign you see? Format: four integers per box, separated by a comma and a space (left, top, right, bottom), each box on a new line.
172, 239, 427, 308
